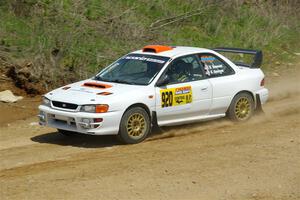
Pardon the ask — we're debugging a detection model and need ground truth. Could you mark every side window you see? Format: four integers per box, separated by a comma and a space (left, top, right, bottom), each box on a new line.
199, 54, 234, 78
164, 55, 204, 85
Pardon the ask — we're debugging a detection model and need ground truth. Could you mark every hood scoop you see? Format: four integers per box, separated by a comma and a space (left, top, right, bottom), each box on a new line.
82, 82, 112, 89
97, 92, 113, 96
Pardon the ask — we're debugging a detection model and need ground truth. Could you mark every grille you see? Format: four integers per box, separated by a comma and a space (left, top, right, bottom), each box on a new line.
52, 101, 78, 110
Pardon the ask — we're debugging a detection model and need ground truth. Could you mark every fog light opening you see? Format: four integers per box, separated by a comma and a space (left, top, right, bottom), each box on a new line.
80, 118, 92, 129
94, 118, 103, 123
93, 118, 103, 128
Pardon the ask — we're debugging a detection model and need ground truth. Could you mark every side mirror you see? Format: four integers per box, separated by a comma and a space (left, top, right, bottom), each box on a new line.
156, 74, 170, 87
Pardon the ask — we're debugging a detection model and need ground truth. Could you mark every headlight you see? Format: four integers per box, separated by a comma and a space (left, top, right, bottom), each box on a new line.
42, 96, 51, 106
80, 104, 109, 113
81, 105, 96, 112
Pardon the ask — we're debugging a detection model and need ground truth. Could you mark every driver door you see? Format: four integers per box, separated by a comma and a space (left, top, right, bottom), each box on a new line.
155, 54, 212, 126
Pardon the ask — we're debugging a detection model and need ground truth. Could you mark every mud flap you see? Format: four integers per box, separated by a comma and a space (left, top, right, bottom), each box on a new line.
151, 111, 164, 134
255, 94, 264, 115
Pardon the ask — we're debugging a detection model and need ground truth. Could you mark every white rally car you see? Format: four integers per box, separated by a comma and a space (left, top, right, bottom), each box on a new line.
39, 45, 268, 144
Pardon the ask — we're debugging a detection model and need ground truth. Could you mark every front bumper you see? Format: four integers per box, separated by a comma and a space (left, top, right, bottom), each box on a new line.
38, 105, 122, 135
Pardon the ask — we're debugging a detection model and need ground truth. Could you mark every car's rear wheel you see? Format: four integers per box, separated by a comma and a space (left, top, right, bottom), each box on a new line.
57, 129, 78, 137
118, 107, 151, 144
227, 92, 254, 122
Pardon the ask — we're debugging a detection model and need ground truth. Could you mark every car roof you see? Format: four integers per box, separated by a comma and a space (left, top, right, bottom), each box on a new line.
132, 45, 213, 58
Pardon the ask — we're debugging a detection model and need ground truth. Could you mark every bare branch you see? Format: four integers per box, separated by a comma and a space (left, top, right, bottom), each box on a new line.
149, 8, 206, 30
104, 6, 138, 23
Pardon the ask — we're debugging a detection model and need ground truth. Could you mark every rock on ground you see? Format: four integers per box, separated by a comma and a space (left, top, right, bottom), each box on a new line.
0, 90, 23, 103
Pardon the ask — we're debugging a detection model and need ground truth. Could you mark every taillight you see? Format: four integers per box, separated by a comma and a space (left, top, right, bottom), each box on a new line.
260, 78, 265, 86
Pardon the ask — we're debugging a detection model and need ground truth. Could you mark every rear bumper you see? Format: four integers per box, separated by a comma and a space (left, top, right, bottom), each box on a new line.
38, 105, 122, 135
255, 88, 269, 104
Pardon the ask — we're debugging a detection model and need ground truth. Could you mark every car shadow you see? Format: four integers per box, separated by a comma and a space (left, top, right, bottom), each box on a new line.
31, 118, 231, 148
31, 131, 120, 148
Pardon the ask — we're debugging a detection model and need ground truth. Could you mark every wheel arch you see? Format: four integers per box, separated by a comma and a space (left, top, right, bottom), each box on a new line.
234, 90, 255, 101
227, 90, 256, 112
124, 103, 152, 119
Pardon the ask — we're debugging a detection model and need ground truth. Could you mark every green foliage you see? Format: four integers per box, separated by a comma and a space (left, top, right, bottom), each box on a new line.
0, 0, 299, 84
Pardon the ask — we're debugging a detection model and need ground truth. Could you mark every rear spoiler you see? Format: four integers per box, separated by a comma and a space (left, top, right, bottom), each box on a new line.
213, 47, 263, 68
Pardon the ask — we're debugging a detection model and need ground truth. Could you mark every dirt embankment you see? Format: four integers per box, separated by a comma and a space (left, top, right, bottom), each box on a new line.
0, 56, 78, 96
0, 62, 300, 200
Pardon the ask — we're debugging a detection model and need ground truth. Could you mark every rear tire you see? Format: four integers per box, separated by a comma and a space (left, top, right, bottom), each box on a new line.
227, 92, 254, 122
117, 107, 151, 144
57, 129, 78, 137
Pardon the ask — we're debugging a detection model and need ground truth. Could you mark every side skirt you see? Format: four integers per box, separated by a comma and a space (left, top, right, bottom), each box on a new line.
157, 113, 226, 127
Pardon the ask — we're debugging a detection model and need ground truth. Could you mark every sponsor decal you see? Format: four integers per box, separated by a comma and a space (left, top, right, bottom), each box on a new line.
124, 56, 166, 64
201, 56, 215, 62
201, 55, 225, 76
160, 86, 192, 108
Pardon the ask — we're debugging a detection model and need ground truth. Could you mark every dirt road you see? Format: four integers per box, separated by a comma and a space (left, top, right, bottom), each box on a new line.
0, 67, 299, 200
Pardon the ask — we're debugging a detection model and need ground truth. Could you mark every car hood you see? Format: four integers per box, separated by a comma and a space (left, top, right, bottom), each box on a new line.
45, 79, 147, 105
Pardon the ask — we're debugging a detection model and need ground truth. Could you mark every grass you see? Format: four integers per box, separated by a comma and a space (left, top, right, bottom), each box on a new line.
0, 0, 299, 88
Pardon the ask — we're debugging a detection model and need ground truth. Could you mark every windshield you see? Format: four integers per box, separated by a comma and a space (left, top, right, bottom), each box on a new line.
94, 54, 170, 85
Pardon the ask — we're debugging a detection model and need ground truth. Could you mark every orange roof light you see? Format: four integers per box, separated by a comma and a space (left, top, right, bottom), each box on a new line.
142, 45, 173, 53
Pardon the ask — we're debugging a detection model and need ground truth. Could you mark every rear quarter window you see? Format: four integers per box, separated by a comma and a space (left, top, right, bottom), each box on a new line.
199, 54, 234, 78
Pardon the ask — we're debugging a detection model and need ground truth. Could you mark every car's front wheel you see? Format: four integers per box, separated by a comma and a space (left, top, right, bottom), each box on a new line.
118, 107, 151, 144
227, 92, 254, 122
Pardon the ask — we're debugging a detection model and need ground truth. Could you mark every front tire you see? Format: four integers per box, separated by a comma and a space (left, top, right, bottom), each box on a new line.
118, 107, 151, 144
227, 92, 254, 122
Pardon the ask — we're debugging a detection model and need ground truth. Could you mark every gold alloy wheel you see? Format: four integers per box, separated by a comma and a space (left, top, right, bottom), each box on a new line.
127, 113, 146, 138
235, 97, 251, 120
